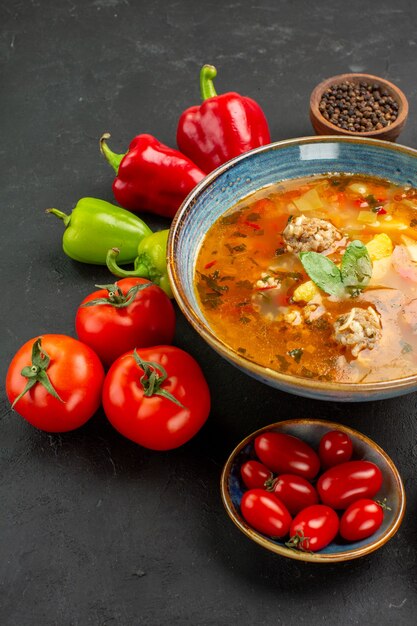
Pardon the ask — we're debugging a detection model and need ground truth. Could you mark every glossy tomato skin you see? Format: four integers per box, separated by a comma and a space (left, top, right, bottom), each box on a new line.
290, 505, 339, 552
319, 430, 353, 469
102, 345, 210, 450
340, 499, 384, 541
240, 489, 292, 538
273, 474, 319, 516
255, 432, 320, 480
317, 460, 383, 510
75, 278, 175, 368
240, 460, 272, 489
6, 334, 105, 432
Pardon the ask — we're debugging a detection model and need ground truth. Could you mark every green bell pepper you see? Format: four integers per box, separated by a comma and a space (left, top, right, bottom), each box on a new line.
106, 229, 173, 298
47, 197, 152, 265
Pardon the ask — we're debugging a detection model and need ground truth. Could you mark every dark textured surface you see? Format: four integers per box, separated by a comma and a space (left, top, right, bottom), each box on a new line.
1, 1, 417, 624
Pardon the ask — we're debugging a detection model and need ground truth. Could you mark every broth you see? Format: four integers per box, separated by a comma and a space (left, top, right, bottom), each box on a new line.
194, 174, 417, 383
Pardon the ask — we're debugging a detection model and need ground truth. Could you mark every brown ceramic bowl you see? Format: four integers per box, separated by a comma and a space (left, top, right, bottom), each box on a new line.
220, 419, 406, 562
310, 73, 408, 142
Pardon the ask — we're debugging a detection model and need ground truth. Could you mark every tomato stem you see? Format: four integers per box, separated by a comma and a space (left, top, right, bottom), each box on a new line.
285, 530, 312, 552
375, 497, 392, 511
264, 475, 276, 491
11, 338, 64, 408
133, 350, 186, 408
81, 282, 152, 309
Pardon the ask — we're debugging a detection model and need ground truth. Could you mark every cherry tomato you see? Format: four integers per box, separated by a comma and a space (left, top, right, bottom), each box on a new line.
240, 460, 272, 489
240, 489, 292, 538
255, 432, 320, 480
288, 505, 339, 552
6, 334, 105, 432
317, 460, 383, 510
272, 474, 319, 516
102, 345, 210, 450
319, 430, 353, 469
340, 499, 384, 541
75, 278, 175, 368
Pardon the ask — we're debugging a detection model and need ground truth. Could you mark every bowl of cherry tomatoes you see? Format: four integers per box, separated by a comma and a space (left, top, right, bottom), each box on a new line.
220, 419, 405, 562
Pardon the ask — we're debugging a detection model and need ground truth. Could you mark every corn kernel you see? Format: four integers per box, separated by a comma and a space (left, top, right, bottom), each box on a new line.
292, 280, 320, 303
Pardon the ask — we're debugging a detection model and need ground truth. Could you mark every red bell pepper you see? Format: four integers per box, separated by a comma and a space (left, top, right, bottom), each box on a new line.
176, 64, 271, 174
100, 133, 205, 218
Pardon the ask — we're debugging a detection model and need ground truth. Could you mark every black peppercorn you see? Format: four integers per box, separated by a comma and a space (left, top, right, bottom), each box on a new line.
319, 80, 399, 132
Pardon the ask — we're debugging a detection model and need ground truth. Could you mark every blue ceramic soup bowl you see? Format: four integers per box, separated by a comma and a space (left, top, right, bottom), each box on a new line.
220, 419, 405, 563
168, 136, 417, 401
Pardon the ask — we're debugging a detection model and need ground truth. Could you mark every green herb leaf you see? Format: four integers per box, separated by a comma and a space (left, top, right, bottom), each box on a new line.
275, 247, 286, 256
276, 355, 290, 372
288, 348, 303, 363
365, 194, 378, 208
401, 341, 413, 354
340, 240, 372, 294
246, 212, 261, 222
299, 252, 344, 297
197, 271, 229, 294
221, 211, 241, 225
225, 243, 247, 254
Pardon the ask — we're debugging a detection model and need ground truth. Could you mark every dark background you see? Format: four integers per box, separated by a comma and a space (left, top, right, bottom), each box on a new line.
1, 0, 417, 624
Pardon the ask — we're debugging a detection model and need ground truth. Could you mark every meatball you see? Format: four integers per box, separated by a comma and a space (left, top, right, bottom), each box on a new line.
282, 215, 343, 254
334, 307, 381, 357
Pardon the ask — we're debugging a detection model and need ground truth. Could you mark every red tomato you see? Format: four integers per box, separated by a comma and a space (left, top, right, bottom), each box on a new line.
102, 345, 210, 450
240, 489, 292, 538
272, 474, 319, 516
340, 499, 384, 541
254, 432, 320, 480
319, 430, 353, 469
288, 505, 339, 552
6, 335, 104, 432
317, 460, 383, 510
240, 460, 272, 489
75, 278, 175, 368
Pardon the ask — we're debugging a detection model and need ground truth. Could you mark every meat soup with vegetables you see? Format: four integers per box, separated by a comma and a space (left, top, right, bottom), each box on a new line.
194, 174, 417, 383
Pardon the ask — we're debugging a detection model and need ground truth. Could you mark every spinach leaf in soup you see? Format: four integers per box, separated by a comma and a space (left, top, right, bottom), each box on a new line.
300, 241, 372, 298
340, 240, 372, 295
299, 252, 344, 297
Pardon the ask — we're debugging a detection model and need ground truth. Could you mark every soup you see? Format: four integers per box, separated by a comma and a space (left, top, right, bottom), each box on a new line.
194, 174, 417, 384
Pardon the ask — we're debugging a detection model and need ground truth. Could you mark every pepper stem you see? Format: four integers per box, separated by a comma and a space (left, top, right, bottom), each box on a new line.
45, 208, 71, 227
200, 64, 218, 101
106, 248, 149, 279
100, 133, 126, 174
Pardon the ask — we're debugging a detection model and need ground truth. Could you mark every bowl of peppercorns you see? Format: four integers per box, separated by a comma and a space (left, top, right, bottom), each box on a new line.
310, 73, 408, 142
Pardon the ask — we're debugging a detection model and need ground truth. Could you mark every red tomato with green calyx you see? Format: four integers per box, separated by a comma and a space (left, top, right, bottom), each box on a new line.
240, 460, 272, 490
240, 489, 292, 538
340, 498, 384, 541
6, 335, 105, 432
319, 430, 353, 469
287, 505, 339, 552
255, 432, 320, 480
317, 460, 383, 510
102, 345, 210, 450
272, 474, 319, 516
75, 278, 175, 368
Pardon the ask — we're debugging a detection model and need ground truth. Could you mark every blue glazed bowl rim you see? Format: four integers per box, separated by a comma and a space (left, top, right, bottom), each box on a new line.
168, 135, 417, 396
220, 418, 406, 562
